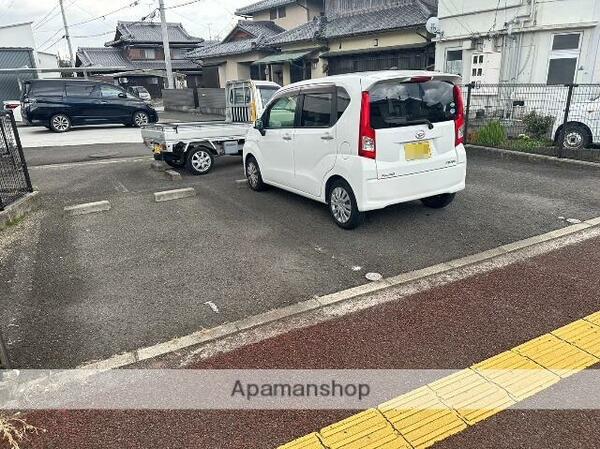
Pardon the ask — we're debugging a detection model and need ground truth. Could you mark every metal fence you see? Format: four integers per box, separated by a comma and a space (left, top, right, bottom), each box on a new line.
463, 83, 600, 158
0, 110, 32, 211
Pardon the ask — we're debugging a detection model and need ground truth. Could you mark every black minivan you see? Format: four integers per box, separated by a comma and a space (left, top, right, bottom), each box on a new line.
21, 79, 158, 132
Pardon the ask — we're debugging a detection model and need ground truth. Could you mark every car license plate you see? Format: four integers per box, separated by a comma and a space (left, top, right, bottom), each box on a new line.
404, 141, 432, 160
153, 144, 162, 154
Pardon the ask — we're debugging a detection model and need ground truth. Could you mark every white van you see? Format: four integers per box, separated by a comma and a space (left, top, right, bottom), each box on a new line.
243, 71, 467, 229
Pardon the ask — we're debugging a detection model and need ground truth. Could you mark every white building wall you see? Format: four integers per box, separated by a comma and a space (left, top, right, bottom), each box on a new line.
435, 0, 600, 84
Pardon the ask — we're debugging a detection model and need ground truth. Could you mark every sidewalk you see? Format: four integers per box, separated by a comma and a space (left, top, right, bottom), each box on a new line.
14, 235, 600, 449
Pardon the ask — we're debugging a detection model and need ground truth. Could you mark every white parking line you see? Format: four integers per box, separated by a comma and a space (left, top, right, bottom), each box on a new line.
30, 156, 153, 170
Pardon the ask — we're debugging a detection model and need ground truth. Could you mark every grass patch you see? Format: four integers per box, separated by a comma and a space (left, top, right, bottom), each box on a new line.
0, 413, 43, 449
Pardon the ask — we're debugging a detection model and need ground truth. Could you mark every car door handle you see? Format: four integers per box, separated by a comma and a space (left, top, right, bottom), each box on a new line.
282, 133, 292, 141
321, 133, 334, 141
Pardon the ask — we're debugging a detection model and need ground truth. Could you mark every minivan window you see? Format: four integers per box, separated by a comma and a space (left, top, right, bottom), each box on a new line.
369, 80, 456, 129
259, 87, 278, 106
100, 85, 125, 98
28, 82, 64, 97
266, 95, 297, 128
300, 92, 332, 128
65, 83, 95, 97
337, 87, 350, 120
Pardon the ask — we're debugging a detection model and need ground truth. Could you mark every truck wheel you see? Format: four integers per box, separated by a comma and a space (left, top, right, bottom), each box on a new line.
328, 179, 364, 229
49, 113, 71, 132
421, 193, 455, 209
559, 123, 591, 151
245, 156, 266, 191
186, 147, 214, 175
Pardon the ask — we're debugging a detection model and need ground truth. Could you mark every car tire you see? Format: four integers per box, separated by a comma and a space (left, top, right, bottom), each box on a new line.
165, 159, 185, 168
328, 179, 364, 229
559, 123, 591, 151
245, 156, 266, 191
421, 193, 456, 209
186, 146, 214, 175
132, 111, 150, 128
49, 113, 71, 133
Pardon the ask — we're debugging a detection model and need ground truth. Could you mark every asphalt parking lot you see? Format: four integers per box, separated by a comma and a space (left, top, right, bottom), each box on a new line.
1, 150, 600, 368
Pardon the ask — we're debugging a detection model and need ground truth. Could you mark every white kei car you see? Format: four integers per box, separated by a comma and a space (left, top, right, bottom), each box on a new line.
243, 70, 467, 229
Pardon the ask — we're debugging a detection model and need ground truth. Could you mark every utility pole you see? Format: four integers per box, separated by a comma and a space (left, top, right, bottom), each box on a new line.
158, 0, 175, 89
59, 0, 75, 67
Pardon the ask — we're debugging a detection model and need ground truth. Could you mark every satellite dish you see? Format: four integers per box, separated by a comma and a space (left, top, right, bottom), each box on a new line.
426, 17, 441, 35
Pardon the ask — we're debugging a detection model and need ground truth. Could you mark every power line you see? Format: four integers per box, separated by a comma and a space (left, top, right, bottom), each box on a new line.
69, 0, 141, 28
33, 2, 60, 29
71, 30, 113, 38
40, 34, 65, 52
165, 0, 203, 9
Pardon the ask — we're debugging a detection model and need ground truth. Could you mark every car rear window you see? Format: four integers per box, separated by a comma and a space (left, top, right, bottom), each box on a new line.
369, 80, 457, 129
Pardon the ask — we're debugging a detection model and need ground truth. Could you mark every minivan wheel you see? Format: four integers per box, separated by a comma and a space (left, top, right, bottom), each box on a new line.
328, 180, 364, 229
132, 111, 150, 127
245, 157, 266, 191
49, 114, 71, 132
186, 147, 214, 175
421, 193, 456, 209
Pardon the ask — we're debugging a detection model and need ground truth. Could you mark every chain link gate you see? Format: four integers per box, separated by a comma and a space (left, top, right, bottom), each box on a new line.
0, 109, 33, 211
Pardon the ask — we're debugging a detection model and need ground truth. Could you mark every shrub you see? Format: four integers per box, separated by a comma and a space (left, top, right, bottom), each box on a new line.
523, 111, 554, 139
473, 121, 507, 147
0, 413, 42, 449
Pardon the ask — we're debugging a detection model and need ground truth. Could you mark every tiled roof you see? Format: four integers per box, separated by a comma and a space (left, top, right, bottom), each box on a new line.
186, 20, 284, 59
235, 0, 296, 16
106, 21, 203, 46
76, 47, 200, 70
265, 0, 434, 46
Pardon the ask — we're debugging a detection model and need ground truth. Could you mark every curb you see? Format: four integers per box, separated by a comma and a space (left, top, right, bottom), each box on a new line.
0, 191, 40, 230
466, 144, 600, 169
154, 187, 195, 202
80, 217, 600, 371
163, 169, 182, 180
64, 200, 111, 216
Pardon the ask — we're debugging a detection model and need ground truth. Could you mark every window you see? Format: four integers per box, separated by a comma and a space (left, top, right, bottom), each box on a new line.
65, 83, 95, 97
337, 87, 350, 120
258, 87, 278, 106
547, 33, 581, 85
143, 48, 156, 59
445, 50, 463, 76
277, 6, 286, 17
28, 82, 64, 97
300, 92, 332, 127
266, 95, 297, 128
270, 8, 277, 19
100, 85, 125, 98
369, 80, 457, 129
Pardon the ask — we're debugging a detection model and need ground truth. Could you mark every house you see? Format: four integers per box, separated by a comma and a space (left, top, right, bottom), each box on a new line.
0, 21, 58, 101
434, 0, 600, 84
259, 0, 437, 84
186, 20, 286, 87
189, 0, 437, 87
235, 0, 325, 31
76, 21, 206, 97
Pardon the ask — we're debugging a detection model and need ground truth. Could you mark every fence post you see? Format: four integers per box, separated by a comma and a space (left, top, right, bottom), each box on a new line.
559, 83, 576, 158
464, 82, 474, 144
0, 328, 10, 369
8, 110, 33, 192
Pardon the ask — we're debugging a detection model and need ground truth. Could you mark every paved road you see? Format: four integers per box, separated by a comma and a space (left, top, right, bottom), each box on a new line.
0, 151, 599, 368
19, 236, 600, 448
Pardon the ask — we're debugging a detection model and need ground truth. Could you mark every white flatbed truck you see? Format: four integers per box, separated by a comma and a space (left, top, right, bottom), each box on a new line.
141, 80, 280, 174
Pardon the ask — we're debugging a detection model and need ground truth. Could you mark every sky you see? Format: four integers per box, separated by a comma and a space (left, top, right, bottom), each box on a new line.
0, 0, 254, 59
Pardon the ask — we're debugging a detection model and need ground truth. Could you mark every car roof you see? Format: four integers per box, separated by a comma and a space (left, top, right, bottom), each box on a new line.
27, 78, 104, 84
280, 70, 462, 91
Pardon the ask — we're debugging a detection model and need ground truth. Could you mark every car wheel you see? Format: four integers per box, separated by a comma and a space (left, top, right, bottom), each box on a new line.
421, 193, 456, 209
245, 156, 266, 191
559, 123, 591, 151
328, 179, 364, 229
165, 159, 185, 168
132, 111, 150, 128
49, 114, 71, 132
186, 147, 214, 175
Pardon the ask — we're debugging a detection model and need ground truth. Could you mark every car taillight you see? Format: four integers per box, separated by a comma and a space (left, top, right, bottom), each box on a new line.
5, 103, 18, 110
453, 85, 465, 146
359, 91, 376, 159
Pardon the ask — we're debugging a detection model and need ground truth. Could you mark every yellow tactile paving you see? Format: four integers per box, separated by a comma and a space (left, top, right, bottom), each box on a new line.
319, 408, 410, 449
552, 319, 600, 358
427, 369, 515, 425
277, 433, 326, 449
471, 350, 561, 401
276, 311, 600, 449
513, 333, 599, 377
378, 386, 466, 449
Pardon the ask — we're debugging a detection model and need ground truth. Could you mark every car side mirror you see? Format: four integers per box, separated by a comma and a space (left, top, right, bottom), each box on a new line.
118, 92, 127, 99
255, 119, 266, 136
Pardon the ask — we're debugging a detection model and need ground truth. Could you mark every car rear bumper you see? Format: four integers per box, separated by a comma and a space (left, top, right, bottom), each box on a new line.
358, 163, 467, 211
